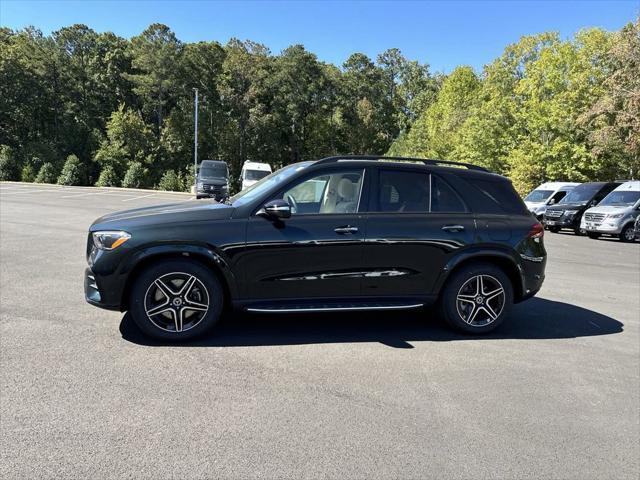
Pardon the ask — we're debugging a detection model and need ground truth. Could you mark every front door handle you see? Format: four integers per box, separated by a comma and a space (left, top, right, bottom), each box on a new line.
334, 225, 359, 235
442, 224, 465, 232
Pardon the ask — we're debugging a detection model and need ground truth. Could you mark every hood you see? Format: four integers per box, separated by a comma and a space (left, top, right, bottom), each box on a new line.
90, 200, 234, 231
585, 205, 632, 215
547, 202, 587, 211
524, 201, 545, 208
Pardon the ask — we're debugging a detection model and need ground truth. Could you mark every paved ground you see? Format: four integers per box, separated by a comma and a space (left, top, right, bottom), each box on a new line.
1, 181, 639, 479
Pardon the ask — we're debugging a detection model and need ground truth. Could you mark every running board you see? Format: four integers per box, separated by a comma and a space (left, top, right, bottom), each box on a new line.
246, 302, 424, 313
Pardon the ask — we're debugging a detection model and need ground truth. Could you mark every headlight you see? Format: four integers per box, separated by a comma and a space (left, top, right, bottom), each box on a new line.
607, 213, 623, 219
564, 210, 579, 215
92, 231, 131, 250
197, 182, 203, 189
222, 184, 229, 190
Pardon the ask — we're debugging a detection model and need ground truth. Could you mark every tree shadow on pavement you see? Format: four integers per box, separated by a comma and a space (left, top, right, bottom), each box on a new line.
119, 297, 623, 349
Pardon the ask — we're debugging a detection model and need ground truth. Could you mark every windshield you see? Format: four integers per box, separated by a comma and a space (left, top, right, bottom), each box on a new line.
560, 184, 601, 204
524, 189, 553, 202
244, 169, 271, 181
199, 164, 227, 178
599, 190, 640, 207
230, 162, 313, 206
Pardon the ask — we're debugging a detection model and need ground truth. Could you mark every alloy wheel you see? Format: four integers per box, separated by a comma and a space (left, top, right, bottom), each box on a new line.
144, 272, 210, 333
455, 274, 505, 327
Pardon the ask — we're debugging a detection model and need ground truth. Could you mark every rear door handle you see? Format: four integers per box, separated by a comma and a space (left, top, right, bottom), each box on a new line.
442, 224, 465, 232
334, 225, 359, 235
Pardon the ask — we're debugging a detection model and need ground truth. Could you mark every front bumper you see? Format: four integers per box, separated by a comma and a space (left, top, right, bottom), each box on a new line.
84, 267, 121, 311
581, 218, 623, 234
543, 216, 578, 228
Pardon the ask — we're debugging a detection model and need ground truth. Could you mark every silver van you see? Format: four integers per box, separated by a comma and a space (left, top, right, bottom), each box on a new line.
581, 181, 640, 242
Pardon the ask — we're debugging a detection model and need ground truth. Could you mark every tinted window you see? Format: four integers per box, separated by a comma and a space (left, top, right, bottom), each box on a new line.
560, 183, 602, 203
199, 163, 227, 177
460, 177, 528, 215
377, 170, 429, 212
431, 176, 466, 212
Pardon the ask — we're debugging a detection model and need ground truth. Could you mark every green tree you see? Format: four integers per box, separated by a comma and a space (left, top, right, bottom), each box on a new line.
389, 66, 480, 158
95, 164, 120, 186
121, 161, 149, 188
157, 169, 182, 191
127, 24, 182, 133
57, 154, 85, 185
0, 145, 19, 180
35, 162, 58, 183
21, 164, 36, 182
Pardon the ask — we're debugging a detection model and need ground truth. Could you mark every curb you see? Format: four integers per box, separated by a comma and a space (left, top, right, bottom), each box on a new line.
0, 181, 191, 196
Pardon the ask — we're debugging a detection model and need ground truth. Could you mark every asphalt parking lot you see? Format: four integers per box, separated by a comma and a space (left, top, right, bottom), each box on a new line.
1, 181, 639, 479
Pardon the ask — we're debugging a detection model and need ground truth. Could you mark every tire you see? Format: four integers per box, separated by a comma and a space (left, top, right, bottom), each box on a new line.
619, 224, 635, 243
574, 227, 585, 236
548, 226, 560, 233
129, 259, 224, 341
438, 263, 513, 334
587, 232, 600, 239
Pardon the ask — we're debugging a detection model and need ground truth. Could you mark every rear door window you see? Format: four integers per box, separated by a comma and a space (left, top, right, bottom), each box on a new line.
377, 170, 430, 212
430, 175, 466, 213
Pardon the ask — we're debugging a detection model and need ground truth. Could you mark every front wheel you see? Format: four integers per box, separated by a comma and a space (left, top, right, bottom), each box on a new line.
548, 226, 560, 233
587, 232, 600, 239
129, 259, 223, 341
620, 224, 635, 243
438, 263, 513, 334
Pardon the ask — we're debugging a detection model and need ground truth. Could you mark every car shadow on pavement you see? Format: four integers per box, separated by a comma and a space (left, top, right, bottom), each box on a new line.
119, 297, 623, 349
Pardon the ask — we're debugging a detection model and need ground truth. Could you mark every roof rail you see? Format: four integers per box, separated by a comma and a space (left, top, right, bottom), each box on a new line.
315, 155, 490, 172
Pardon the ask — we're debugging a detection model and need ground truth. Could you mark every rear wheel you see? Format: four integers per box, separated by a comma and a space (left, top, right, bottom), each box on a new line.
587, 232, 600, 239
129, 259, 223, 341
438, 263, 513, 334
620, 224, 635, 243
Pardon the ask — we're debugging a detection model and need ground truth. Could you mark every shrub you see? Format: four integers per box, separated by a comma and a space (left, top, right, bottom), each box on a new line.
157, 170, 182, 191
21, 164, 36, 182
0, 145, 19, 181
95, 165, 120, 187
121, 162, 148, 189
57, 154, 84, 186
34, 163, 58, 183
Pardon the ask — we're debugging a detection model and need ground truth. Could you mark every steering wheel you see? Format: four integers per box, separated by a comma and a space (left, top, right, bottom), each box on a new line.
286, 194, 298, 214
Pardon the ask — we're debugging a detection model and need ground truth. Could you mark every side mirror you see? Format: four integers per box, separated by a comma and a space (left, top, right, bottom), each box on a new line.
261, 199, 291, 219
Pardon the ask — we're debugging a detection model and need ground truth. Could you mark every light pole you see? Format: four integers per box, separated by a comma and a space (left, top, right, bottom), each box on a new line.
193, 88, 199, 189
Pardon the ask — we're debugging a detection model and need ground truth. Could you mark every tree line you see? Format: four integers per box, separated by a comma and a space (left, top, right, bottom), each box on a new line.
0, 20, 637, 194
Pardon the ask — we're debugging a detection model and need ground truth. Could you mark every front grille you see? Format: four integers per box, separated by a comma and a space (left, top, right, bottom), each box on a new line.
545, 210, 563, 218
584, 213, 605, 223
202, 184, 224, 196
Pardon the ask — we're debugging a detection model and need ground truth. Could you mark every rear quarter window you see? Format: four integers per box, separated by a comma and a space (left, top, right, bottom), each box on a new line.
456, 176, 529, 215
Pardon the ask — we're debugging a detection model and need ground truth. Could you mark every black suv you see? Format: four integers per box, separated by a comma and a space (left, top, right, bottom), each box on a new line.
85, 156, 546, 341
543, 181, 621, 235
196, 160, 229, 201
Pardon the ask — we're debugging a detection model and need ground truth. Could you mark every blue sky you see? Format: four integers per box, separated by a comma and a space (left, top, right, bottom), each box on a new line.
1, 1, 637, 72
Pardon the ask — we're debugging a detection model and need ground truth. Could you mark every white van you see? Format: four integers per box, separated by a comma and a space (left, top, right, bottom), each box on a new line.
581, 181, 640, 242
241, 161, 272, 191
523, 182, 580, 219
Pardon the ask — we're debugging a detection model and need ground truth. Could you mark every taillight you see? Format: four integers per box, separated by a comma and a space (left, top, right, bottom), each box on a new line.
528, 222, 544, 239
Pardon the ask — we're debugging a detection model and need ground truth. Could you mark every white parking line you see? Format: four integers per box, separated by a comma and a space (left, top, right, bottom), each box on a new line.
122, 193, 157, 202
60, 191, 116, 198
0, 189, 58, 195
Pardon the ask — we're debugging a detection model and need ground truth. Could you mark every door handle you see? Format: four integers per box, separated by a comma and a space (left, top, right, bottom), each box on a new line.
442, 224, 465, 232
334, 226, 359, 235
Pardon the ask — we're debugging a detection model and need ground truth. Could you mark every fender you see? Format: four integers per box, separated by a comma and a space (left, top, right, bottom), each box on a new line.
120, 242, 239, 300
433, 246, 525, 298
